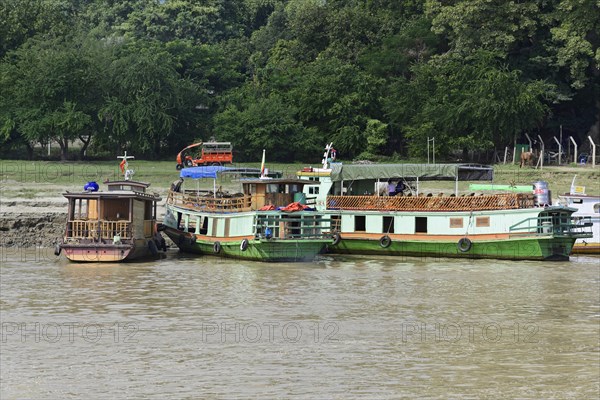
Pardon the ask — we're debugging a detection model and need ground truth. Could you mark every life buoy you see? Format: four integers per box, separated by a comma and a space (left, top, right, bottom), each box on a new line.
240, 239, 249, 251
379, 235, 392, 248
148, 240, 158, 256
54, 244, 61, 256
457, 237, 472, 252
332, 233, 342, 246
213, 241, 221, 254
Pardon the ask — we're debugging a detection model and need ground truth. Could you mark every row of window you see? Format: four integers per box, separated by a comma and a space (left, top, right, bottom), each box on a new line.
350, 215, 491, 234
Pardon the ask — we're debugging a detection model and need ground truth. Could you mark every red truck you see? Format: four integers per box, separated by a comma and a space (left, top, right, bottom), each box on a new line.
175, 141, 233, 170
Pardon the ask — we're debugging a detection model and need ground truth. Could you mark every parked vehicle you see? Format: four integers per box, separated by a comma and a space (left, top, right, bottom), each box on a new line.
176, 141, 233, 170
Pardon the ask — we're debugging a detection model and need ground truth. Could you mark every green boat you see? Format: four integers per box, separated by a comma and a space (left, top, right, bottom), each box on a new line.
162, 166, 334, 262
297, 153, 593, 261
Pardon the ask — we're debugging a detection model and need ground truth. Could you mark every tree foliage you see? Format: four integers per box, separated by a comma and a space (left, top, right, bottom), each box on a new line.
0, 0, 598, 161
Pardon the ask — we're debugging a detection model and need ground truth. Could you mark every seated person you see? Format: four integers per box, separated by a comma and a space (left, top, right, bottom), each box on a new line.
387, 180, 396, 196
395, 181, 406, 196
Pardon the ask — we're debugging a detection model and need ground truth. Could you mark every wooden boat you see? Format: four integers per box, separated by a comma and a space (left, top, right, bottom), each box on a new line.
162, 166, 334, 262
297, 153, 593, 261
57, 153, 165, 262
557, 178, 600, 254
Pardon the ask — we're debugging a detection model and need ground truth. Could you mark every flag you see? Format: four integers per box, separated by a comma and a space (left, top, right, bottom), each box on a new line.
119, 159, 127, 173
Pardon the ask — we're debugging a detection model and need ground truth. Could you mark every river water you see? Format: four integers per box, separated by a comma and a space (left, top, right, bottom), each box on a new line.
1, 249, 599, 399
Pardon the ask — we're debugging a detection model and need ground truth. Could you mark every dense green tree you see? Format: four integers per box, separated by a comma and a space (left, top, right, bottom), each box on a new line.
401, 51, 551, 158
0, 33, 105, 160
214, 87, 319, 161
0, 0, 598, 161
98, 40, 205, 156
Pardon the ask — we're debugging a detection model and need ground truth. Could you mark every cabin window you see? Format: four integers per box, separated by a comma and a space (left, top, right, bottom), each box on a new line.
186, 214, 196, 233
245, 184, 256, 195
449, 218, 463, 228
73, 198, 96, 220
594, 204, 600, 213
267, 184, 282, 194
476, 217, 490, 227
308, 186, 320, 195
354, 215, 366, 232
383, 216, 394, 233
289, 184, 301, 193
415, 217, 427, 233
200, 217, 209, 234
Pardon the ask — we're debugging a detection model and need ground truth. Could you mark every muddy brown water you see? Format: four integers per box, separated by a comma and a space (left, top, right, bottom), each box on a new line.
1, 251, 599, 398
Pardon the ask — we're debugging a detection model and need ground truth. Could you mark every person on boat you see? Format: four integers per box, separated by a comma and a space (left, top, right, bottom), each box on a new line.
388, 180, 396, 196
171, 178, 184, 192
264, 226, 273, 239
395, 181, 406, 196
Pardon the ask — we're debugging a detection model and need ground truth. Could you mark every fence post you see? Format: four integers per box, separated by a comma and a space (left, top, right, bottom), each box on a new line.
589, 136, 597, 167
569, 136, 578, 164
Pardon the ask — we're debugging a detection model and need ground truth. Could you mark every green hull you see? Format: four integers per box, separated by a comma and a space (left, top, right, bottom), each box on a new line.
329, 236, 576, 261
165, 229, 327, 262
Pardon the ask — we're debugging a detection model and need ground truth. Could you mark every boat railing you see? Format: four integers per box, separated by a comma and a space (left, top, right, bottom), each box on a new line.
167, 190, 252, 212
254, 212, 334, 240
67, 220, 131, 240
326, 193, 536, 212
509, 216, 593, 237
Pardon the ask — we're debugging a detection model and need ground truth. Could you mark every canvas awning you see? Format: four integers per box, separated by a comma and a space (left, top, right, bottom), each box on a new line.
329, 163, 493, 181
180, 166, 235, 179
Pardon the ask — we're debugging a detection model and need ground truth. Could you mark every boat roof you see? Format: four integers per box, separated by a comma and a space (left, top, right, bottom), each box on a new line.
560, 193, 600, 199
239, 178, 308, 185
63, 180, 160, 201
63, 190, 160, 201
329, 163, 494, 181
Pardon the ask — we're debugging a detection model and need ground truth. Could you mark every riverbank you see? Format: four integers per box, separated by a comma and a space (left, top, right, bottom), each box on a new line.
1, 160, 598, 248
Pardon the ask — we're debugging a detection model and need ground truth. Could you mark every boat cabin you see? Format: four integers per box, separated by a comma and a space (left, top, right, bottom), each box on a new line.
241, 179, 308, 209
63, 181, 160, 244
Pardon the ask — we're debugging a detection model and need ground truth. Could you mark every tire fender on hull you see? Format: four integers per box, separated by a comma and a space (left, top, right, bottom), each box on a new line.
457, 237, 472, 252
379, 235, 392, 248
332, 233, 342, 246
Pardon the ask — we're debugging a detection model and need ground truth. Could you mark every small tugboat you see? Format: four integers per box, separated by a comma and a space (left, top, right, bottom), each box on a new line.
557, 177, 600, 255
162, 153, 335, 262
296, 144, 593, 261
56, 152, 165, 262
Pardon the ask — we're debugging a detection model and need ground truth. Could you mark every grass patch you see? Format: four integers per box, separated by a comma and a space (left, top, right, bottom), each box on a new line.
1, 159, 598, 195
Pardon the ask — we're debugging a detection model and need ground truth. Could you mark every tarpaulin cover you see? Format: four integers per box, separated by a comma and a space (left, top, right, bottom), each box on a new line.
330, 163, 493, 181
180, 166, 236, 179
180, 166, 283, 179
279, 202, 309, 212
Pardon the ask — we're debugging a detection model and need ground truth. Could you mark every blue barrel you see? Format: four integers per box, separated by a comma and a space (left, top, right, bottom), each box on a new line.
84, 181, 99, 192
